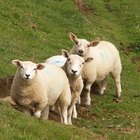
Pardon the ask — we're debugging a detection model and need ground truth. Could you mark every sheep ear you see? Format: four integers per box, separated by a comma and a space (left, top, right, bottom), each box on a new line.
88, 38, 100, 47
37, 64, 45, 70
69, 32, 78, 44
12, 59, 21, 67
61, 49, 69, 58
85, 57, 93, 63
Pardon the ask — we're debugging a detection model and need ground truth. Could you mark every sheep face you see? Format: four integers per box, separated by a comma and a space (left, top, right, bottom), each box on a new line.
62, 50, 93, 77
12, 60, 45, 80
69, 32, 100, 57
66, 55, 85, 77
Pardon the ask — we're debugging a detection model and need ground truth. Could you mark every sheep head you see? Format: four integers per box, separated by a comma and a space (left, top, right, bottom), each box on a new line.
62, 50, 93, 77
12, 60, 45, 80
69, 32, 100, 57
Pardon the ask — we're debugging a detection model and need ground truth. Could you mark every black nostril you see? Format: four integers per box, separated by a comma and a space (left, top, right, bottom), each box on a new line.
72, 70, 77, 74
25, 74, 30, 78
79, 50, 84, 54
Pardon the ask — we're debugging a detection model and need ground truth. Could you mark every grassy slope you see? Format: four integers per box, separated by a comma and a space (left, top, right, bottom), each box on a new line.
0, 0, 140, 139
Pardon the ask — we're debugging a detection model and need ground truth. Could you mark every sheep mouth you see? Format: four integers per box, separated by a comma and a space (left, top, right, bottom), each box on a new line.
70, 73, 78, 77
78, 53, 84, 57
24, 77, 30, 80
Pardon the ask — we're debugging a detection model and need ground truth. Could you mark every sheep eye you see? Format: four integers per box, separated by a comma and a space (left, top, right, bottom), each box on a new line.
67, 58, 70, 61
86, 45, 89, 48
34, 68, 37, 71
20, 65, 24, 69
82, 62, 84, 65
75, 41, 78, 45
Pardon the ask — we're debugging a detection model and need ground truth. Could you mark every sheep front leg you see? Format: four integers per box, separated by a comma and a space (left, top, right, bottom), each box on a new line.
67, 100, 77, 125
60, 105, 68, 125
34, 102, 47, 119
16, 104, 32, 116
81, 82, 92, 106
40, 105, 49, 120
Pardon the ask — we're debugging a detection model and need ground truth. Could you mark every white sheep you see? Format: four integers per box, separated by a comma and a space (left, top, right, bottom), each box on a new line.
45, 55, 67, 67
69, 32, 122, 106
10, 60, 71, 124
62, 50, 93, 124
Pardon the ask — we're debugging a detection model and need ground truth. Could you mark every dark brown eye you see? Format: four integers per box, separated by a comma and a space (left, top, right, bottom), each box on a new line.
34, 68, 37, 71
67, 58, 70, 61
20, 65, 24, 69
75, 41, 78, 45
82, 62, 84, 65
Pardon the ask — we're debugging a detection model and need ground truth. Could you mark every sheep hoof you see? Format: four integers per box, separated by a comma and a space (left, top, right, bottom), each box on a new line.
34, 111, 41, 118
72, 113, 77, 119
81, 98, 91, 106
117, 93, 121, 98
68, 122, 72, 125
100, 92, 104, 95
40, 116, 48, 120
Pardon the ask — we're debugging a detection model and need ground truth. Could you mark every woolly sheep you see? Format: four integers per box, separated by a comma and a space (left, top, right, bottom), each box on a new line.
69, 33, 122, 106
62, 50, 93, 124
10, 60, 71, 124
45, 55, 67, 67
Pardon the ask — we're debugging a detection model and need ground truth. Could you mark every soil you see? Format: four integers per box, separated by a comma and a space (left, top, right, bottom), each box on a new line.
119, 44, 140, 72
0, 75, 14, 98
75, 0, 95, 13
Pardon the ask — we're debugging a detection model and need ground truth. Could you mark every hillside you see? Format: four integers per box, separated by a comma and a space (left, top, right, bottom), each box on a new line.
0, 0, 140, 139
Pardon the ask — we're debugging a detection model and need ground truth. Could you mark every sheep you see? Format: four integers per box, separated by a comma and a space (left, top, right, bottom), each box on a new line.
69, 32, 122, 106
45, 50, 93, 124
10, 60, 71, 124
62, 50, 93, 124
45, 55, 67, 67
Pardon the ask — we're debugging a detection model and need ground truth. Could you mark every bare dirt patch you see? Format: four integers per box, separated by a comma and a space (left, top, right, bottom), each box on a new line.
0, 75, 14, 98
75, 0, 95, 13
119, 43, 140, 72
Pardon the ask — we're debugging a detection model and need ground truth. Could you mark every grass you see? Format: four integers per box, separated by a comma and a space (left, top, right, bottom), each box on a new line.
0, 102, 100, 140
0, 0, 140, 139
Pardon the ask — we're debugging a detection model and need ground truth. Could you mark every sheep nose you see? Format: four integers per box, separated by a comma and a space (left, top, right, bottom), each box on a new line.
78, 50, 84, 54
71, 70, 77, 74
25, 74, 30, 78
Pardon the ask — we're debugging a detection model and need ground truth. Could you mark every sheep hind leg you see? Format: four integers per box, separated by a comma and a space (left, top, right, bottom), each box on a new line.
72, 104, 77, 118
81, 82, 92, 106
111, 70, 122, 98
100, 76, 108, 95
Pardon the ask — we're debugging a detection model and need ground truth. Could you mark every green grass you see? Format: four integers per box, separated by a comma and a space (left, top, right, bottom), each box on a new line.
0, 102, 100, 140
0, 0, 140, 139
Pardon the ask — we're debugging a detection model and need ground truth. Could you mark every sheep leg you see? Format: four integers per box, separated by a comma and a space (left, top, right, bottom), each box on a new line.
72, 104, 77, 118
34, 102, 47, 119
100, 76, 108, 95
111, 69, 122, 97
40, 105, 49, 120
81, 82, 92, 106
67, 98, 78, 124
60, 105, 68, 125
77, 97, 81, 104
58, 97, 69, 125
16, 104, 32, 116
